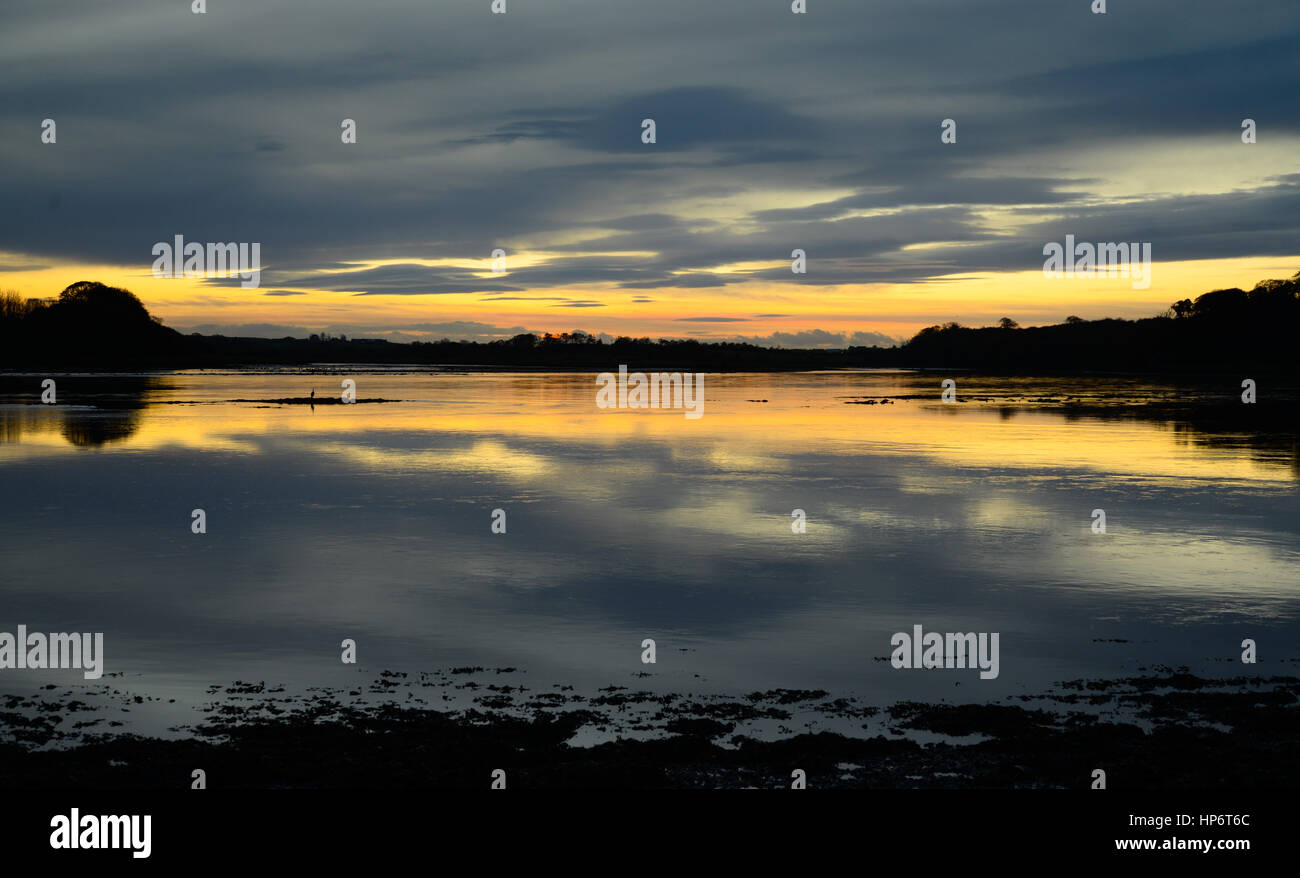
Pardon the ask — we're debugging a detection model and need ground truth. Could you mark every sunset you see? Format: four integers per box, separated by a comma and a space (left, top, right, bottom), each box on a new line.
6, 256, 1300, 344
3, 2, 1298, 344
1, 0, 1297, 863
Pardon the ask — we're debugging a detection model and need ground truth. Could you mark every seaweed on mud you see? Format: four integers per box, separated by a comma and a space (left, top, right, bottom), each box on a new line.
2, 671, 1297, 789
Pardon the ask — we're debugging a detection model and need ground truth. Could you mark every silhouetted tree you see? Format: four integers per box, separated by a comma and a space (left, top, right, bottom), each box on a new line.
1191, 288, 1247, 318
0, 281, 184, 367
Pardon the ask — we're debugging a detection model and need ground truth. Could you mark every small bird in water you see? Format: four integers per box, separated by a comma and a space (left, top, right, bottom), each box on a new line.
310, 389, 315, 400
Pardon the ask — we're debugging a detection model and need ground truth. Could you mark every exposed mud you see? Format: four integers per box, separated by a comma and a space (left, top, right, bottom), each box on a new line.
2, 672, 1295, 789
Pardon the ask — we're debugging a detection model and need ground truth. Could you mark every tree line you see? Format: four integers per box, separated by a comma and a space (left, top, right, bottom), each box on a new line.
3, 274, 1297, 372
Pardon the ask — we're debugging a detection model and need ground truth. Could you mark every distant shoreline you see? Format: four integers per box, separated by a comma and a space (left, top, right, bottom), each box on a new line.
1, 365, 1296, 381
5, 276, 1299, 374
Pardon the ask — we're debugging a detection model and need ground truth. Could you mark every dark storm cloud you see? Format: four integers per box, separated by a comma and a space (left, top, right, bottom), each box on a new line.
465, 86, 826, 157
1, 0, 1297, 294
998, 33, 1300, 138
446, 90, 827, 168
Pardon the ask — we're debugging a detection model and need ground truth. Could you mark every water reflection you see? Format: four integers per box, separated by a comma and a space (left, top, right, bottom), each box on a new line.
0, 375, 167, 448
0, 370, 1295, 738
0, 371, 1295, 479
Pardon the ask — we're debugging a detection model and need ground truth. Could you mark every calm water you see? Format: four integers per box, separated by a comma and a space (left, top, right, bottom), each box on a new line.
1, 369, 1298, 739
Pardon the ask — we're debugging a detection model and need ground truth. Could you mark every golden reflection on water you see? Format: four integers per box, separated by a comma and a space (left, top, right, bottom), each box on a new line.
0, 372, 1294, 487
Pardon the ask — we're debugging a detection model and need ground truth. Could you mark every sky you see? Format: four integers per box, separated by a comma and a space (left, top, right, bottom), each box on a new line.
1, 0, 1297, 346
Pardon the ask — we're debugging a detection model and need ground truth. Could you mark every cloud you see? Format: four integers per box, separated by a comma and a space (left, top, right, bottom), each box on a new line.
0, 0, 1296, 313
260, 264, 522, 296
724, 328, 901, 349
174, 318, 543, 343
179, 322, 311, 338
